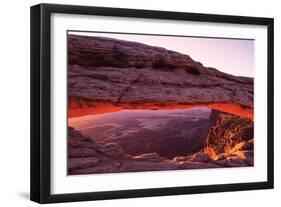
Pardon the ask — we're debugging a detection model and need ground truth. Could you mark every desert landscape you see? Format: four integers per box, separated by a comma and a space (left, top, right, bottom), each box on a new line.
67, 33, 254, 175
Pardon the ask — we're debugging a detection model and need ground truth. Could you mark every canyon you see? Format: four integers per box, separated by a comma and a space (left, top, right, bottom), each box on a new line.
67, 34, 254, 175
69, 108, 213, 159
68, 109, 254, 175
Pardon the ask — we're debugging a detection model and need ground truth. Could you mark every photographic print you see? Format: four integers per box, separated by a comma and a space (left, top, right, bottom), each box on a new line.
31, 4, 273, 203
67, 31, 254, 175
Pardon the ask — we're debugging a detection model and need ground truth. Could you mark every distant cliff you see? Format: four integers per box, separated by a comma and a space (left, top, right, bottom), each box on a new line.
205, 110, 253, 155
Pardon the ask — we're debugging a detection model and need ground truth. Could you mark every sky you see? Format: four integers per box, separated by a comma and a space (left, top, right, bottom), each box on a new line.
69, 31, 254, 77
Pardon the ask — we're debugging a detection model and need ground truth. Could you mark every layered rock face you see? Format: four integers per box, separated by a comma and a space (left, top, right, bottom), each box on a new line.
202, 110, 254, 167
68, 35, 253, 119
205, 110, 254, 155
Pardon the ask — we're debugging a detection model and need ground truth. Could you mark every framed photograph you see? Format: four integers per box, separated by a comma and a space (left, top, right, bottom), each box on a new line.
30, 3, 274, 203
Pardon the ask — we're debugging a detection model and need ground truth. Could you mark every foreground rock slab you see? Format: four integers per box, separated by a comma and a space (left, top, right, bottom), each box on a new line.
68, 127, 254, 175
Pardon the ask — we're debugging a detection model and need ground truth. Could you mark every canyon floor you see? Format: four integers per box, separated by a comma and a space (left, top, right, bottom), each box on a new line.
68, 108, 254, 175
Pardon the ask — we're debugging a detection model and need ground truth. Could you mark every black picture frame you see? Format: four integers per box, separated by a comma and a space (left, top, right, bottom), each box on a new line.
30, 3, 274, 204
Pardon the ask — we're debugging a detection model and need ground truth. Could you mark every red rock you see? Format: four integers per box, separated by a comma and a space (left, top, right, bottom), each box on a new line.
189, 151, 212, 162
68, 158, 99, 171
172, 156, 190, 162
98, 142, 125, 158
242, 150, 254, 166
179, 161, 222, 169
204, 111, 253, 155
68, 147, 98, 158
67, 35, 253, 119
117, 160, 178, 172
133, 153, 166, 162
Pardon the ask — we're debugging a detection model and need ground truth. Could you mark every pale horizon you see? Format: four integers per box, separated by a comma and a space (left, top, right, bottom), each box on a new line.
69, 31, 254, 78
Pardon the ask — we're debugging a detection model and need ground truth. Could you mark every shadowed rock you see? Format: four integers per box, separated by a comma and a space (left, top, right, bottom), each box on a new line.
179, 161, 223, 169
68, 126, 254, 175
68, 158, 99, 171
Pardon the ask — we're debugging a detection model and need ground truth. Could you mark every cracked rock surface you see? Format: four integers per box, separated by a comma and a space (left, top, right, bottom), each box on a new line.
68, 35, 253, 110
